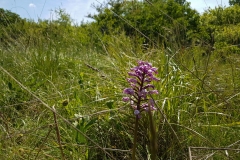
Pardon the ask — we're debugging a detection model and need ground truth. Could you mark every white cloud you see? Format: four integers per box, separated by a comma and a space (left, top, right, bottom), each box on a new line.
29, 3, 36, 8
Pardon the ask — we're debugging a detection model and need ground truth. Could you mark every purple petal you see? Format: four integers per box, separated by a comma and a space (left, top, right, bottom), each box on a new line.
143, 84, 155, 89
144, 106, 157, 111
131, 105, 137, 110
149, 90, 159, 94
130, 100, 134, 105
128, 72, 137, 77
122, 97, 130, 102
138, 89, 147, 99
144, 78, 151, 83
141, 103, 149, 109
123, 88, 135, 95
134, 110, 140, 115
152, 77, 160, 81
127, 78, 138, 84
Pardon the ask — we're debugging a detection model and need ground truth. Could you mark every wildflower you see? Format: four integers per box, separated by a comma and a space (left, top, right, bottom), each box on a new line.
122, 97, 130, 102
123, 61, 159, 118
134, 110, 140, 115
123, 88, 135, 95
134, 110, 141, 119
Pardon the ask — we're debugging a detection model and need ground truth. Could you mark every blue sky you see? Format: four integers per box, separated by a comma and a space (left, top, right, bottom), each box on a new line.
0, 0, 229, 24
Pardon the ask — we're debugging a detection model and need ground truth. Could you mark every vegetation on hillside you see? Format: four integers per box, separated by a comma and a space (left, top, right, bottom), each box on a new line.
1, 0, 240, 159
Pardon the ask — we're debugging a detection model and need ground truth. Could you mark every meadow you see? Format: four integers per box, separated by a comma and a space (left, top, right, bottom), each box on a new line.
1, 1, 240, 159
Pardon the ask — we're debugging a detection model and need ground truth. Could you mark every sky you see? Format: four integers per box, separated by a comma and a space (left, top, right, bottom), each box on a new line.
0, 0, 230, 24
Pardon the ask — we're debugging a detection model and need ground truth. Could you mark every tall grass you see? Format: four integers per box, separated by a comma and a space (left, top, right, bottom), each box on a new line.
1, 8, 240, 160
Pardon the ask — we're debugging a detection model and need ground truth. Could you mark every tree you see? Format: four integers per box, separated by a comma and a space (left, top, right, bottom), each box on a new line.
0, 8, 22, 26
175, 0, 186, 5
196, 5, 240, 56
88, 0, 199, 48
54, 8, 72, 26
0, 8, 25, 47
229, 0, 240, 5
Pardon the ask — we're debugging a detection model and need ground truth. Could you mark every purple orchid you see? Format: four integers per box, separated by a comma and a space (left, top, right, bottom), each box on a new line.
123, 61, 159, 118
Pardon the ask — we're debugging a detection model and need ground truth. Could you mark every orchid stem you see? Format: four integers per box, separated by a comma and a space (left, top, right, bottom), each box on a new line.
148, 108, 157, 160
132, 116, 139, 160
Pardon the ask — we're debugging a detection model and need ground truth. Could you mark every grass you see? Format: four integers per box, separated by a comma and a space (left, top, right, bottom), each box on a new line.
1, 14, 240, 160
